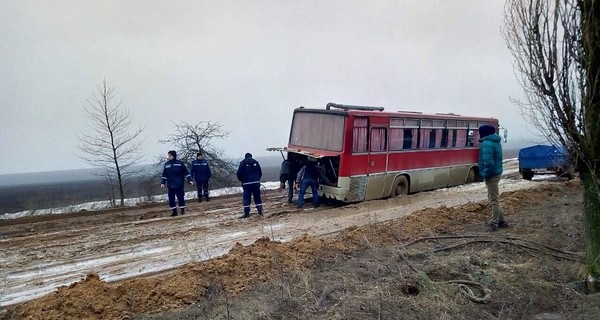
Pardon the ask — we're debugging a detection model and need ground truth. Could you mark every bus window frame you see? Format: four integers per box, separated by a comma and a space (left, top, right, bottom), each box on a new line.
419, 119, 446, 149
352, 116, 369, 153
370, 127, 388, 152
448, 121, 468, 148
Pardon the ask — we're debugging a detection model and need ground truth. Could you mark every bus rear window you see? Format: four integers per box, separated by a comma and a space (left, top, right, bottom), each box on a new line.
289, 112, 345, 151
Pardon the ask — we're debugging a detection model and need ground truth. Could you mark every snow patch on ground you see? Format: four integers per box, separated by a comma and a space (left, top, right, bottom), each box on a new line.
1, 182, 281, 220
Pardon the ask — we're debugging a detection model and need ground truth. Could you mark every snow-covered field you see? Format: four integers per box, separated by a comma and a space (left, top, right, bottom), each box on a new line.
1, 182, 282, 220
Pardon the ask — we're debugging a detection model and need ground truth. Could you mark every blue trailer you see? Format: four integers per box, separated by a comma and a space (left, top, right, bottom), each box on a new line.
518, 145, 573, 180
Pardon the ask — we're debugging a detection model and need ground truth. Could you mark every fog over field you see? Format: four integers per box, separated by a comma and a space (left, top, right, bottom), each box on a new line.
1, 1, 545, 176
0, 155, 283, 187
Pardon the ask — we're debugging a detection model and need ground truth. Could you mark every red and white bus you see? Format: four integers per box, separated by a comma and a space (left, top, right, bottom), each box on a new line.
272, 102, 501, 203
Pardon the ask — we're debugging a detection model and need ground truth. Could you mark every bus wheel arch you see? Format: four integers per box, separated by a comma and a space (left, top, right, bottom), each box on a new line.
466, 167, 479, 183
393, 175, 410, 198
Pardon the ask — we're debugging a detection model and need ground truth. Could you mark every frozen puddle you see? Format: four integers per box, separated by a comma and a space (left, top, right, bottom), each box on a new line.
2, 246, 173, 306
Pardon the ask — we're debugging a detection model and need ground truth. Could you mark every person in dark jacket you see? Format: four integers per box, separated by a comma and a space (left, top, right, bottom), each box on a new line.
190, 152, 212, 202
478, 125, 507, 231
279, 157, 301, 204
236, 152, 263, 218
161, 150, 194, 216
295, 157, 330, 209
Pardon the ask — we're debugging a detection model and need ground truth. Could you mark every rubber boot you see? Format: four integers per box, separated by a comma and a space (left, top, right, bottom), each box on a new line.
239, 213, 250, 219
170, 209, 178, 217
180, 208, 185, 215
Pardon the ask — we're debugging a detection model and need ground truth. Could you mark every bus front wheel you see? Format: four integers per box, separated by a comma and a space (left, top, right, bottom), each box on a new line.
394, 176, 409, 198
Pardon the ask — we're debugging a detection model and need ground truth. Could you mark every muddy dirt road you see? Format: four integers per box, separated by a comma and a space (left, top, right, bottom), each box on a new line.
0, 160, 538, 307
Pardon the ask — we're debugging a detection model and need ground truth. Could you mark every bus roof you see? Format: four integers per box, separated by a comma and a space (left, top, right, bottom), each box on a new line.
294, 104, 497, 122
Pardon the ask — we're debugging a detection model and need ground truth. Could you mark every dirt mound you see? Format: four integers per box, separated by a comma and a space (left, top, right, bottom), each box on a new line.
1, 181, 592, 319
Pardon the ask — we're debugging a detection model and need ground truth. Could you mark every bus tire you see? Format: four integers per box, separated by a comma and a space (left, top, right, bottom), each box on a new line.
393, 176, 409, 198
466, 168, 476, 183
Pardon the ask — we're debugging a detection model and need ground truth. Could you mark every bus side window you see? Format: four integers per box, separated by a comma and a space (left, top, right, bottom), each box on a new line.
473, 130, 481, 146
353, 117, 369, 152
389, 128, 403, 150
370, 128, 387, 151
428, 129, 436, 148
419, 128, 429, 149
440, 129, 448, 148
455, 129, 467, 147
466, 130, 475, 147
451, 129, 457, 147
403, 129, 413, 150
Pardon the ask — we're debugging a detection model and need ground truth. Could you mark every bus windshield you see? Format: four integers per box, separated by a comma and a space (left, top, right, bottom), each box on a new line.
289, 112, 345, 151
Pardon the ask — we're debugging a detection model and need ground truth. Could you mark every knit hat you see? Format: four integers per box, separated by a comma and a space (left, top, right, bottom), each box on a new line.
168, 150, 177, 158
244, 152, 252, 159
478, 125, 496, 139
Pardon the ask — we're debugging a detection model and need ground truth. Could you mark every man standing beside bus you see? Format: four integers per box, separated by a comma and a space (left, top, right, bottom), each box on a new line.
279, 157, 301, 204
478, 125, 508, 231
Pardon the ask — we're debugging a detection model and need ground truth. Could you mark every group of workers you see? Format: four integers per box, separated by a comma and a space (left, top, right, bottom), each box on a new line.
160, 151, 212, 216
159, 150, 329, 219
279, 156, 330, 209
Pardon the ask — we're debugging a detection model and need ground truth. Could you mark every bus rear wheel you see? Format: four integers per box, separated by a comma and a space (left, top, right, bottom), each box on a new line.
394, 176, 409, 198
466, 168, 476, 183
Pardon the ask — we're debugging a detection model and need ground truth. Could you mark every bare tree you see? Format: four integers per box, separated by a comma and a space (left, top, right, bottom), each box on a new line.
504, 0, 600, 290
160, 121, 237, 187
77, 81, 144, 206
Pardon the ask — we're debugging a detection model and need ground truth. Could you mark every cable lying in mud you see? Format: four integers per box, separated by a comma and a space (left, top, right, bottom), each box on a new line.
397, 241, 493, 304
402, 234, 585, 262
396, 233, 583, 306
444, 280, 492, 304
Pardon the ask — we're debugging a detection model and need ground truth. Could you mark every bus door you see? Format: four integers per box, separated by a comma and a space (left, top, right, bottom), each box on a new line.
365, 126, 388, 200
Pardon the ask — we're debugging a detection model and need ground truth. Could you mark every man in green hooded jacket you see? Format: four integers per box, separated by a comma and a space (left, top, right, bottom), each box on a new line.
478, 125, 508, 231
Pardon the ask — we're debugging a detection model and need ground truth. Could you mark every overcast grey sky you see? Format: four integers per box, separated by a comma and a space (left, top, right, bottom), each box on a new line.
0, 0, 542, 174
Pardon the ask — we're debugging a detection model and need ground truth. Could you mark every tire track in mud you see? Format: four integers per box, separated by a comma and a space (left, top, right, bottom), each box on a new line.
0, 190, 320, 306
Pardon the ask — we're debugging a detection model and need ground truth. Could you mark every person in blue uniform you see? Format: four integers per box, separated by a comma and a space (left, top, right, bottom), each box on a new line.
295, 157, 330, 209
190, 152, 212, 202
160, 150, 193, 216
279, 157, 301, 204
236, 152, 263, 219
